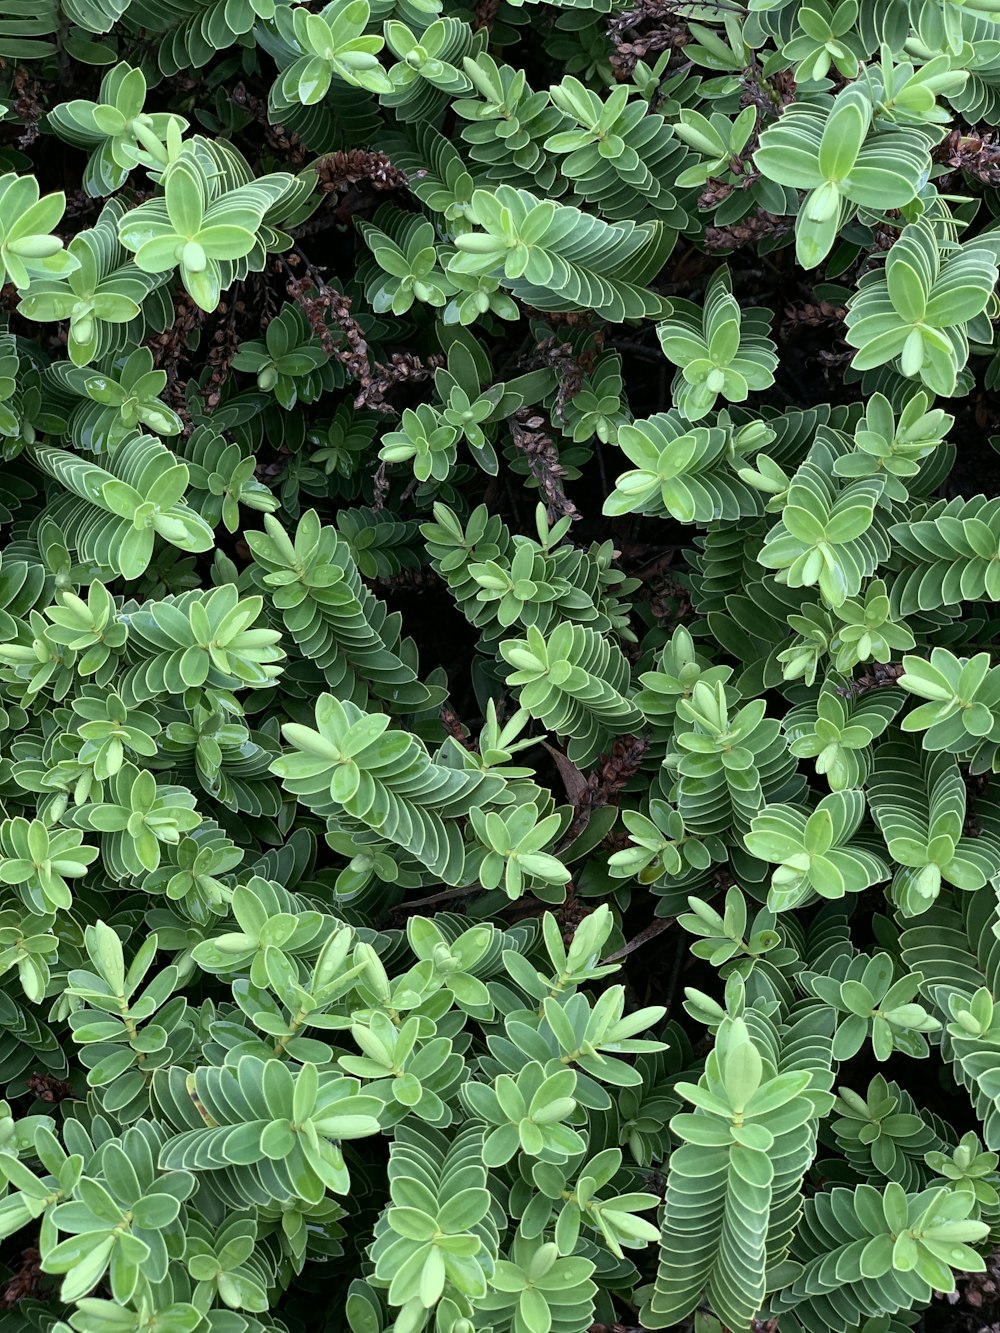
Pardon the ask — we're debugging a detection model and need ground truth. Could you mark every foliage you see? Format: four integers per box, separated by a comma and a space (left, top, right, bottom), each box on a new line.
3, 3, 1000, 1333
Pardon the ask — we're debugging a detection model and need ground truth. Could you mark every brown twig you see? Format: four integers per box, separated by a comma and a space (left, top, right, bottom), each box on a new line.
705, 209, 793, 252
147, 289, 205, 428
780, 299, 846, 339
835, 662, 905, 698
26, 1072, 72, 1103
934, 126, 1000, 187
561, 736, 649, 844
314, 149, 409, 195
509, 410, 581, 522
230, 82, 308, 165
1, 1247, 43, 1307
603, 915, 674, 963
606, 0, 691, 81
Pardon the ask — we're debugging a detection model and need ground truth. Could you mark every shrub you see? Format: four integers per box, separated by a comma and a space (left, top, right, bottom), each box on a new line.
3, 2, 1000, 1333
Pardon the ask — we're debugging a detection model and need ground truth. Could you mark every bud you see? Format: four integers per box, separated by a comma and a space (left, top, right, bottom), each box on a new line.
313, 927, 353, 993
180, 240, 206, 273
354, 942, 390, 998
453, 234, 502, 254
955, 1010, 982, 1035
153, 516, 190, 543
6, 234, 62, 259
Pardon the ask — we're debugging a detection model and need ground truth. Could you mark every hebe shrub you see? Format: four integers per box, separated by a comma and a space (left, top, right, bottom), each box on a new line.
7, 1, 1000, 1332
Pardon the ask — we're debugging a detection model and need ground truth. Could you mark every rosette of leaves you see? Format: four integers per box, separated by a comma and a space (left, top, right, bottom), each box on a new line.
779, 0, 870, 80
37, 583, 127, 689
31, 432, 214, 580
802, 951, 940, 1060
184, 1212, 271, 1313
246, 509, 436, 709
157, 1056, 383, 1199
454, 54, 567, 195
432, 329, 550, 475
673, 105, 756, 189
767, 1183, 989, 1329
0, 906, 60, 1004
46, 63, 188, 196
677, 887, 787, 976
744, 788, 890, 913
273, 693, 505, 882
783, 672, 903, 789
501, 987, 668, 1100
477, 1235, 598, 1333
66, 688, 160, 781
379, 403, 459, 483
358, 209, 453, 316
555, 349, 627, 444
0, 817, 97, 914
174, 425, 280, 533
365, 1123, 495, 1316
306, 407, 379, 502
833, 390, 954, 502
665, 677, 805, 837
231, 302, 331, 407
602, 412, 760, 523
513, 1147, 661, 1258
753, 85, 935, 268
868, 739, 1000, 915
643, 1009, 835, 1332
18, 200, 164, 368
926, 1132, 1000, 1211
862, 43, 969, 126
544, 75, 687, 221
461, 1061, 583, 1166
31, 1121, 198, 1302
0, 173, 76, 292
381, 17, 478, 122
64, 922, 193, 1122
468, 539, 573, 634
844, 221, 999, 396
118, 584, 285, 699
757, 453, 886, 608
403, 916, 499, 1021
469, 800, 570, 901
832, 1075, 949, 1189
270, 0, 392, 106
499, 621, 643, 763
64, 763, 201, 877
338, 1011, 465, 1127
780, 581, 916, 683
48, 348, 184, 453
449, 185, 672, 321
675, 100, 798, 228
634, 623, 733, 750
608, 797, 727, 888
117, 149, 294, 312
655, 267, 778, 421
189, 876, 329, 985
898, 648, 1000, 752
